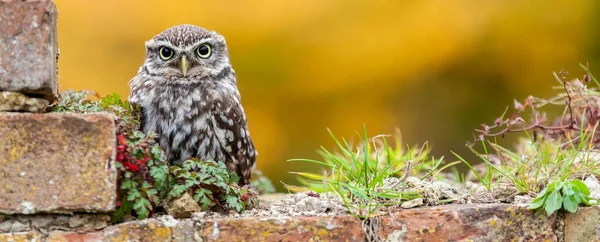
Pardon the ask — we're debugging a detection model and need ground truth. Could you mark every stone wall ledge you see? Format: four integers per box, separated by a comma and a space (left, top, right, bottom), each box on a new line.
4, 203, 597, 241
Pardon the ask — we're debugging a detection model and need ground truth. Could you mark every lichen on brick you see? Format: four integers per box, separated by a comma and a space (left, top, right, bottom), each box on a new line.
0, 113, 117, 214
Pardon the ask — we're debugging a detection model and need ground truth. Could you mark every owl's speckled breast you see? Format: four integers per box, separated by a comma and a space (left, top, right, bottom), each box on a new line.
139, 82, 227, 164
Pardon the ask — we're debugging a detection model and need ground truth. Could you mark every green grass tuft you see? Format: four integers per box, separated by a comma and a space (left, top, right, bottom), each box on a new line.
288, 126, 454, 219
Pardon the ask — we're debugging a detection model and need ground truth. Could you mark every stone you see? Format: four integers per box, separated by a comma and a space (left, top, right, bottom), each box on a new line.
165, 192, 202, 219
401, 198, 424, 208
172, 220, 197, 241
403, 176, 461, 205
0, 219, 12, 233
0, 112, 117, 214
30, 216, 53, 230
0, 0, 59, 102
0, 91, 49, 112
9, 220, 28, 232
584, 175, 600, 200
469, 190, 496, 203
514, 195, 533, 204
491, 183, 520, 202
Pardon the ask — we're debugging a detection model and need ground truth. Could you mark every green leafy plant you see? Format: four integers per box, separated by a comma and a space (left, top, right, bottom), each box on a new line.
288, 127, 454, 219
528, 179, 597, 215
169, 159, 258, 212
112, 131, 168, 222
49, 90, 103, 113
49, 91, 141, 133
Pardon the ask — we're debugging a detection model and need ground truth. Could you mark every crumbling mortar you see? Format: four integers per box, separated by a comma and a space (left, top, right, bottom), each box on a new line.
0, 213, 110, 234
187, 214, 206, 242
362, 215, 382, 242
554, 211, 565, 242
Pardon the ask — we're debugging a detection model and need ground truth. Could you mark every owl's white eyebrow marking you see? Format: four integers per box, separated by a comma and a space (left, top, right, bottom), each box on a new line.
181, 37, 215, 52
147, 40, 178, 49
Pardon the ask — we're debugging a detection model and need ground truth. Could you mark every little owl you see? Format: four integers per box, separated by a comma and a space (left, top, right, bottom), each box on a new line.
128, 24, 256, 185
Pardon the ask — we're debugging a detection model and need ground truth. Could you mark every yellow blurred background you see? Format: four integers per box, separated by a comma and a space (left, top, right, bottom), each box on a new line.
54, 0, 600, 190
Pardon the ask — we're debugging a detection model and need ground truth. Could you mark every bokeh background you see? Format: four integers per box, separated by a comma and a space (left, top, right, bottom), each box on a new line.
54, 0, 600, 190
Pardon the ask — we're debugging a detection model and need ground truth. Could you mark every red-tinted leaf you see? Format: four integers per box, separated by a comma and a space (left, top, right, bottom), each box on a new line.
137, 156, 150, 165
117, 133, 127, 146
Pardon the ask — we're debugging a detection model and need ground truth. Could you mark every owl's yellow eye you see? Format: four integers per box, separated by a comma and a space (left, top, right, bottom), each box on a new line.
159, 47, 174, 60
196, 44, 212, 58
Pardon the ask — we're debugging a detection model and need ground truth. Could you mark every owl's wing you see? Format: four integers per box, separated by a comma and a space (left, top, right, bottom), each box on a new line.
209, 97, 257, 186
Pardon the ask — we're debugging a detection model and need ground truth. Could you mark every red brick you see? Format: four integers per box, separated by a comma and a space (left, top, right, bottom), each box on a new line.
93, 220, 173, 242
379, 203, 557, 241
46, 219, 197, 242
0, 113, 116, 214
0, 0, 58, 102
202, 216, 364, 241
46, 231, 104, 242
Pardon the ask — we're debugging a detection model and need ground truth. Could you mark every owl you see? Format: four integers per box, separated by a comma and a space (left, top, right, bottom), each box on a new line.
128, 24, 256, 185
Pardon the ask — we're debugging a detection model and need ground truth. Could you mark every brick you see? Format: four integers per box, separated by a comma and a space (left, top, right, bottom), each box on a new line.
0, 231, 42, 242
565, 206, 600, 241
202, 216, 365, 241
379, 204, 557, 241
0, 0, 58, 102
96, 219, 174, 241
46, 219, 195, 242
46, 231, 104, 242
0, 113, 116, 214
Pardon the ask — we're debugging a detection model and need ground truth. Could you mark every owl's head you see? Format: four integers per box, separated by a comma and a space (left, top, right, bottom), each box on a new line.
142, 24, 232, 82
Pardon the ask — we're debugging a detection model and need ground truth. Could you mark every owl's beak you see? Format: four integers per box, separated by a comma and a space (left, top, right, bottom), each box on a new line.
181, 56, 189, 77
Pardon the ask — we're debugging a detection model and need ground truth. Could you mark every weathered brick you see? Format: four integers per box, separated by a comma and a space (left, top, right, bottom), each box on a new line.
96, 219, 173, 241
46, 219, 193, 242
202, 216, 364, 241
565, 206, 600, 241
0, 231, 42, 242
0, 113, 116, 214
379, 203, 557, 241
0, 0, 58, 102
199, 204, 557, 242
